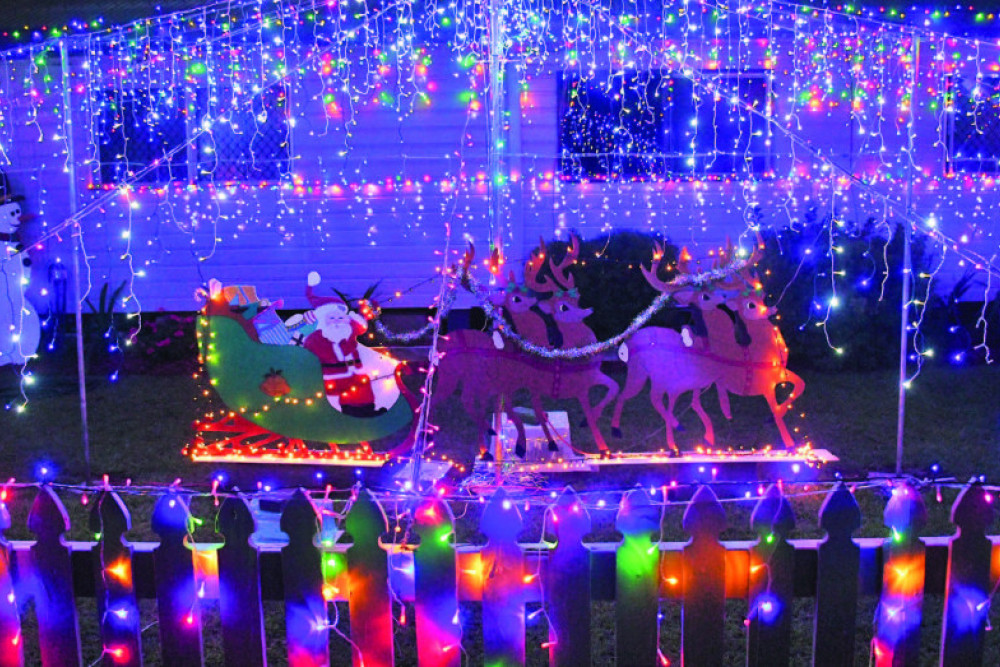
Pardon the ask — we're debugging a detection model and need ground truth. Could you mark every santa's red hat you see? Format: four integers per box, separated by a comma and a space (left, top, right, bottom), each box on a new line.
306, 271, 346, 309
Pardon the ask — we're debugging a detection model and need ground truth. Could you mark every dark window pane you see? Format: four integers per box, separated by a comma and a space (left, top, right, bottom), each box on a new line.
98, 88, 188, 185
948, 75, 1000, 174
195, 87, 290, 182
559, 71, 771, 181
559, 71, 665, 181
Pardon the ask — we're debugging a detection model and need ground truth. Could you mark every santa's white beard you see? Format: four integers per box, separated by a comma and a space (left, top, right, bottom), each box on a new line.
319, 320, 353, 343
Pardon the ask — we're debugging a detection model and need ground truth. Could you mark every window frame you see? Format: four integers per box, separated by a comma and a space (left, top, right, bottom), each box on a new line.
557, 68, 774, 182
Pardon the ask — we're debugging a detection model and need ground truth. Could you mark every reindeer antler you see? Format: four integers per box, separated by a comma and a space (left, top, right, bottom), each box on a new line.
548, 234, 579, 290
642, 243, 697, 292
524, 237, 558, 293
459, 242, 475, 275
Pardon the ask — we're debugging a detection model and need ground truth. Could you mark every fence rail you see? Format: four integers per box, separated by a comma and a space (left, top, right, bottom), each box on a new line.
0, 481, 996, 666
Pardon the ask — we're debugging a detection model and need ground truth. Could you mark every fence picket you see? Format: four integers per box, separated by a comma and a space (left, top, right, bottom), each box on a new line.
215, 495, 266, 667
0, 493, 21, 667
343, 488, 393, 667
940, 481, 995, 665
412, 497, 461, 667
90, 490, 142, 667
546, 487, 592, 667
874, 481, 927, 666
682, 485, 727, 666
280, 489, 328, 667
615, 486, 660, 666
747, 484, 795, 666
480, 488, 526, 667
813, 483, 861, 667
28, 486, 82, 666
151, 492, 204, 665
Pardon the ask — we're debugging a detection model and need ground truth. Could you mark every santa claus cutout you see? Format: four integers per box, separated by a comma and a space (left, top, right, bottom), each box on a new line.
302, 271, 401, 417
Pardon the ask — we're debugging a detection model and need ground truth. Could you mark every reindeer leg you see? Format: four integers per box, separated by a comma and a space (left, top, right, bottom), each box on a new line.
665, 391, 681, 456
775, 371, 805, 417
507, 405, 529, 459
612, 363, 647, 437
717, 384, 733, 420
528, 394, 559, 452
576, 390, 609, 453
691, 388, 716, 447
648, 383, 677, 455
590, 371, 621, 421
765, 390, 797, 449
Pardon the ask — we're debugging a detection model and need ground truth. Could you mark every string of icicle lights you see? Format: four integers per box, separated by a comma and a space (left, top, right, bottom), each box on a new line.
0, 0, 997, 416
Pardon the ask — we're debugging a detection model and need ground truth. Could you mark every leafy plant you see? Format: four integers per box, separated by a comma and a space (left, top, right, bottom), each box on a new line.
757, 216, 938, 371
83, 280, 129, 375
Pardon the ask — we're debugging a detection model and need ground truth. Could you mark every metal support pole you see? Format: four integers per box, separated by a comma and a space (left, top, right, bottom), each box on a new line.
895, 36, 919, 477
486, 0, 506, 261
60, 40, 91, 482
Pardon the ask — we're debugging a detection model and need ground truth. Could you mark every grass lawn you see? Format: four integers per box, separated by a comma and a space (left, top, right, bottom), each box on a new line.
1, 359, 999, 665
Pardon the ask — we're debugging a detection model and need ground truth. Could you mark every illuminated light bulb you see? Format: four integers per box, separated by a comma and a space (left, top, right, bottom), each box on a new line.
107, 560, 131, 584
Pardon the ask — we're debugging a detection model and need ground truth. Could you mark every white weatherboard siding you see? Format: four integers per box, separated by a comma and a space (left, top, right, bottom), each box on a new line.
3, 38, 997, 315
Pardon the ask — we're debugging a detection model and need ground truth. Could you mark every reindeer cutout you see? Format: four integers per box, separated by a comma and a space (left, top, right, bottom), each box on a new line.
434, 237, 619, 456
612, 241, 804, 452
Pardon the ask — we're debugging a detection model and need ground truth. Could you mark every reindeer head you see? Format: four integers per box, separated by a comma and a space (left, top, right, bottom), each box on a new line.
487, 270, 539, 315
523, 235, 594, 323
716, 236, 773, 320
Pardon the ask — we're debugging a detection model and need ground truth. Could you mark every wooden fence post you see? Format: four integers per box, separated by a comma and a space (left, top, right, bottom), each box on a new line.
940, 481, 995, 666
151, 491, 204, 665
747, 484, 795, 666
0, 492, 22, 667
90, 490, 142, 667
813, 482, 861, 667
280, 489, 328, 667
547, 487, 592, 667
682, 485, 727, 666
343, 488, 393, 667
215, 494, 266, 667
615, 486, 660, 666
412, 496, 461, 667
28, 486, 82, 666
480, 488, 525, 667
874, 481, 927, 666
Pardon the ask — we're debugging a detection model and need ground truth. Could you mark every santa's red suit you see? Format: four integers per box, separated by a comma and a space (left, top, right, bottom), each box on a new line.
304, 330, 375, 410
302, 273, 376, 413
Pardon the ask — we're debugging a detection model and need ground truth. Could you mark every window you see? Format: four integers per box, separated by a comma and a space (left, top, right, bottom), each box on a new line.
945, 75, 1000, 174
98, 89, 189, 184
96, 87, 290, 186
559, 71, 772, 181
195, 88, 290, 182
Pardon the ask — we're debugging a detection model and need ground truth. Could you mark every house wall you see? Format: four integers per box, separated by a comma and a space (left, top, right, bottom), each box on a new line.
2, 31, 997, 318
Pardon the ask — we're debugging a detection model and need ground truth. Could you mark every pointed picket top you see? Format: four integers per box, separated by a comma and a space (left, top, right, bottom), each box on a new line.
551, 487, 591, 543
343, 487, 389, 545
616, 486, 659, 536
751, 484, 795, 540
480, 488, 524, 542
151, 491, 193, 541
818, 483, 861, 538
217, 493, 258, 540
883, 481, 927, 533
682, 485, 726, 537
89, 490, 132, 543
28, 486, 70, 541
413, 495, 455, 538
280, 489, 321, 548
950, 479, 996, 535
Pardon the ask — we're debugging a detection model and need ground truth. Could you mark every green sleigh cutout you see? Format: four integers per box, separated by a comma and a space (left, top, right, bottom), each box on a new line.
199, 303, 415, 447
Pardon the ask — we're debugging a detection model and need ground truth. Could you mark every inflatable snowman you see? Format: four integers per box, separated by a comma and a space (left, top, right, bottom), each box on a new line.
0, 198, 40, 365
